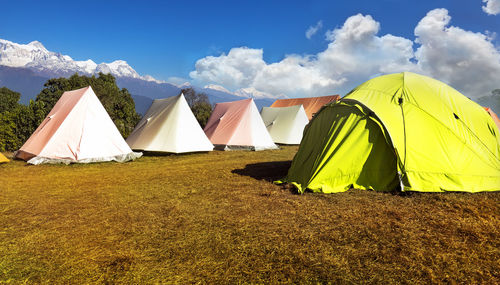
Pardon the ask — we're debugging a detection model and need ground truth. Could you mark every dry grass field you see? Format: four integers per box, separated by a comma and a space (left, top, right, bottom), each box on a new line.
0, 146, 499, 284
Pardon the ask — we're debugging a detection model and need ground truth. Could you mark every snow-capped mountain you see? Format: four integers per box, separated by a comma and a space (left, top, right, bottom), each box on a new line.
203, 84, 288, 100
0, 38, 163, 83
203, 84, 232, 94
0, 38, 278, 114
234, 87, 288, 100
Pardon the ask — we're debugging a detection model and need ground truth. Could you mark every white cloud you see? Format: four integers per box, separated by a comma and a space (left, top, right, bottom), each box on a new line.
325, 14, 379, 42
190, 9, 500, 99
306, 20, 323, 39
483, 0, 500, 15
189, 47, 266, 91
318, 13, 418, 83
414, 8, 500, 96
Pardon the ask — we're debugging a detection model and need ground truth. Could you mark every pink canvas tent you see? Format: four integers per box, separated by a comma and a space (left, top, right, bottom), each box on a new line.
15, 86, 141, 164
204, 98, 277, 151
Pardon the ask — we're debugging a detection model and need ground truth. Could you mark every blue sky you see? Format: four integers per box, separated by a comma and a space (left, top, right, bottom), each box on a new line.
1, 0, 500, 97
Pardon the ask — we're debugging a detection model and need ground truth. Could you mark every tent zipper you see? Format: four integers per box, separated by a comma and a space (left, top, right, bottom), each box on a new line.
398, 97, 407, 191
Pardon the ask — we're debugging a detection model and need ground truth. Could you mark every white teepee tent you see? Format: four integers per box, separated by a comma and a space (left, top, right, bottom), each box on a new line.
204, 98, 278, 151
15, 86, 141, 164
126, 94, 214, 153
261, 105, 309, 144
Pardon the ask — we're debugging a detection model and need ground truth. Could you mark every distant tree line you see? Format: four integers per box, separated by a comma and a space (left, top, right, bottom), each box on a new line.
0, 73, 214, 152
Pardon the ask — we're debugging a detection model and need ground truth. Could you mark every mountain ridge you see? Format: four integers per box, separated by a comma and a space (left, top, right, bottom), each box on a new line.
0, 38, 276, 114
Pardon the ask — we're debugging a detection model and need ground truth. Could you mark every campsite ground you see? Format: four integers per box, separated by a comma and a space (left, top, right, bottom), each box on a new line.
0, 146, 498, 284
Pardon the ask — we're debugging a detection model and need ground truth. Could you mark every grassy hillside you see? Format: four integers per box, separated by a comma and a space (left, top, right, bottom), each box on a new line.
0, 147, 498, 283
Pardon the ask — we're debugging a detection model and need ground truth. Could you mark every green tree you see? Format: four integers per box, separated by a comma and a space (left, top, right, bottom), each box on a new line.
0, 87, 21, 113
0, 111, 20, 151
13, 100, 47, 147
180, 87, 213, 128
0, 86, 47, 151
35, 73, 140, 138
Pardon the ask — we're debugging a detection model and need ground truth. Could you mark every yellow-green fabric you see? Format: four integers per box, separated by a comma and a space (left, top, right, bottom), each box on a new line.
284, 72, 500, 193
286, 101, 399, 193
0, 153, 9, 163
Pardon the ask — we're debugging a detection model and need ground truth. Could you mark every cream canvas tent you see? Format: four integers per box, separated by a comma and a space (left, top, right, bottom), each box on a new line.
261, 105, 309, 144
126, 94, 213, 153
204, 98, 278, 151
270, 95, 340, 120
15, 86, 141, 164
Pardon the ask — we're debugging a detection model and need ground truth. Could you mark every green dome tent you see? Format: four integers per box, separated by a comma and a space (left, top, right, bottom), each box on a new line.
282, 72, 500, 193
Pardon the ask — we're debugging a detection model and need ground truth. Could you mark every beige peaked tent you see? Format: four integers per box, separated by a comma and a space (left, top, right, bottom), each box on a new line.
204, 98, 278, 151
15, 86, 141, 164
126, 94, 214, 153
0, 153, 9, 163
261, 105, 309, 144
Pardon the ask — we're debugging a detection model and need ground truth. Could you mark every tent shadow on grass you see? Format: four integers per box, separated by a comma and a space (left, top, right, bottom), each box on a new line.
232, 160, 292, 182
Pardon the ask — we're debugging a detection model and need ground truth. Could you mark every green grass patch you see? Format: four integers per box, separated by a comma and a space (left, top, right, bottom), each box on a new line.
0, 146, 499, 283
